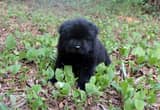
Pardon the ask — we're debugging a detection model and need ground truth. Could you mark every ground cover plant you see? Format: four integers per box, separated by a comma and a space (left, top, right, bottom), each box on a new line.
0, 0, 160, 110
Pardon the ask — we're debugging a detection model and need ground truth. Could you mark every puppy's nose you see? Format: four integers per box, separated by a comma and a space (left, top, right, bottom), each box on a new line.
75, 45, 80, 49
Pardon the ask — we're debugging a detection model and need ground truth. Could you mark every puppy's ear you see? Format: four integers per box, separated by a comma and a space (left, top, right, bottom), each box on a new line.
89, 23, 99, 36
58, 23, 65, 35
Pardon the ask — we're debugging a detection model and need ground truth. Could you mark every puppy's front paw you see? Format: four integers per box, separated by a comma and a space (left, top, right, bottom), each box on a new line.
77, 82, 85, 90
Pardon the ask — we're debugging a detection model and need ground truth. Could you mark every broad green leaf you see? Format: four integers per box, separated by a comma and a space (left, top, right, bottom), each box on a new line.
124, 99, 134, 110
134, 99, 145, 110
152, 83, 160, 90
43, 67, 54, 78
5, 35, 16, 50
111, 81, 121, 92
146, 90, 156, 104
72, 90, 86, 103
0, 103, 8, 110
134, 91, 145, 100
64, 66, 72, 74
152, 48, 160, 59
120, 81, 128, 95
55, 69, 64, 81
8, 63, 21, 74
79, 90, 87, 101
55, 82, 65, 89
119, 46, 130, 57
64, 66, 75, 86
132, 46, 145, 57
107, 65, 115, 82
60, 83, 71, 95
19, 50, 27, 59
136, 56, 146, 63
96, 63, 106, 73
86, 83, 102, 96
26, 48, 39, 59
90, 76, 96, 84
73, 90, 80, 98
96, 74, 109, 89
37, 47, 46, 56
32, 97, 43, 110
120, 80, 134, 100
32, 84, 42, 93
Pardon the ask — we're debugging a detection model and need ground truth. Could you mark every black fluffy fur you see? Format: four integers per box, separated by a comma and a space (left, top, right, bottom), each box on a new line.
50, 18, 111, 90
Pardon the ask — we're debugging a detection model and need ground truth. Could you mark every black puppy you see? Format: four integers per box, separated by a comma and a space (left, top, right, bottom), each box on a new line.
50, 18, 111, 90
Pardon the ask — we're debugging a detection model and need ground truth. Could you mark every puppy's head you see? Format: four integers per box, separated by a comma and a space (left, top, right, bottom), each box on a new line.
58, 18, 99, 55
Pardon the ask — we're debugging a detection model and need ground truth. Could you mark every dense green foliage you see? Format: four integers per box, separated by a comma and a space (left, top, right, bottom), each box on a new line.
0, 0, 160, 109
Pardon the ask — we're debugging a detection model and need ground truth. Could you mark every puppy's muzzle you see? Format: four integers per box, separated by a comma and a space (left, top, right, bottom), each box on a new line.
75, 45, 80, 49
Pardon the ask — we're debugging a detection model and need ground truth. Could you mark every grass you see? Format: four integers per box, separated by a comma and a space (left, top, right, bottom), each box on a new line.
0, 0, 160, 110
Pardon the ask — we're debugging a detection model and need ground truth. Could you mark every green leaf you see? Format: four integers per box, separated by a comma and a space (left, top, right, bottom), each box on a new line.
107, 65, 115, 83
37, 47, 46, 56
55, 82, 65, 89
86, 83, 102, 96
134, 99, 145, 110
8, 63, 21, 74
32, 84, 42, 93
43, 67, 54, 78
132, 46, 145, 57
79, 90, 86, 101
19, 50, 27, 59
119, 46, 130, 57
73, 90, 80, 98
136, 56, 146, 63
120, 79, 134, 100
152, 48, 160, 59
111, 81, 121, 92
0, 103, 8, 110
90, 76, 96, 84
96, 63, 107, 73
152, 83, 160, 90
96, 74, 109, 89
55, 69, 64, 81
64, 66, 75, 86
124, 99, 134, 110
72, 90, 86, 103
32, 97, 43, 110
60, 83, 71, 95
5, 35, 16, 50
64, 66, 72, 74
134, 91, 145, 100
146, 90, 156, 104
26, 48, 39, 60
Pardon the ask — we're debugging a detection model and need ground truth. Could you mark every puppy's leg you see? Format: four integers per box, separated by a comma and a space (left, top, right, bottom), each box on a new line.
54, 55, 64, 70
77, 65, 95, 90
49, 55, 64, 84
104, 50, 111, 66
